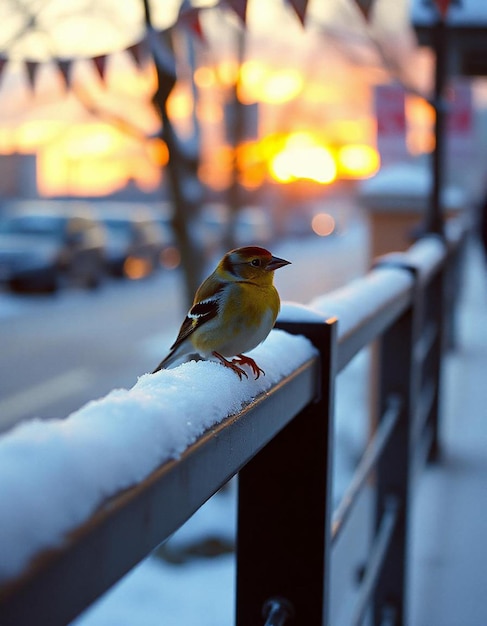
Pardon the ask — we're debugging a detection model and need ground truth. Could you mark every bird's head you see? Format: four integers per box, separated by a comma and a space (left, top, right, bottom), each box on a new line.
221, 246, 291, 282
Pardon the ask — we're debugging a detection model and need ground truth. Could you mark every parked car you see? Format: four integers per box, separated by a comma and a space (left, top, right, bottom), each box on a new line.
0, 202, 105, 293
94, 203, 170, 279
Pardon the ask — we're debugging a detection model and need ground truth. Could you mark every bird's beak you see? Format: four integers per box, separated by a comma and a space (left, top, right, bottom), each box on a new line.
267, 255, 291, 271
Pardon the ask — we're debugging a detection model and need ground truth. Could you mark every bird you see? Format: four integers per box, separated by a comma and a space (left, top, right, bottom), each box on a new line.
152, 246, 291, 380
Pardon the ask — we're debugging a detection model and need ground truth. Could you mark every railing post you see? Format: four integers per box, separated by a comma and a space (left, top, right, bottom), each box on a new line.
423, 266, 444, 463
372, 277, 418, 626
236, 319, 338, 626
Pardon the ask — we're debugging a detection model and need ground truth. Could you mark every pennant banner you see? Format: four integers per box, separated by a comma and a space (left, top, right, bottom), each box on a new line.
0, 0, 251, 95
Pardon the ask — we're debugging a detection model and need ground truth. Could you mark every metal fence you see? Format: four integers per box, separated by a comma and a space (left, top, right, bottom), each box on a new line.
0, 222, 467, 626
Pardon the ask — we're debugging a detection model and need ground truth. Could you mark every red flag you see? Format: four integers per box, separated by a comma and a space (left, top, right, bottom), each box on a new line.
433, 0, 451, 18
177, 1, 206, 41
223, 0, 248, 25
92, 55, 107, 82
25, 60, 39, 91
287, 0, 309, 26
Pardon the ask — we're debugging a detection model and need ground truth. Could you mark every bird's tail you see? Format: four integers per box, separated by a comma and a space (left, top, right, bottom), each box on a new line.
152, 351, 176, 374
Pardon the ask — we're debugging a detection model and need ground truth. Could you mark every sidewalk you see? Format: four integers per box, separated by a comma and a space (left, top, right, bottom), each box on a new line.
410, 239, 487, 626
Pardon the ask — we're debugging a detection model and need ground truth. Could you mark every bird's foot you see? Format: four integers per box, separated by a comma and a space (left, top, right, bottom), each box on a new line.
212, 352, 248, 380
233, 354, 265, 380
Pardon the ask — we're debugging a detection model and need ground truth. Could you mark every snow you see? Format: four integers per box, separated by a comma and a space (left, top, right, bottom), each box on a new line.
278, 301, 327, 323
309, 268, 413, 339
359, 163, 467, 211
72, 555, 236, 626
0, 330, 316, 582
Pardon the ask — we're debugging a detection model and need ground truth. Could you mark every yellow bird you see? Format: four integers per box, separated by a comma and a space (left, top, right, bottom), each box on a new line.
153, 246, 291, 379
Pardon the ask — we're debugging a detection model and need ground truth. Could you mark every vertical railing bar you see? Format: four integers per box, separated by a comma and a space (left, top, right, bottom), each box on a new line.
412, 378, 436, 444
413, 321, 438, 363
350, 496, 400, 626
237, 319, 337, 625
332, 394, 402, 543
413, 421, 435, 478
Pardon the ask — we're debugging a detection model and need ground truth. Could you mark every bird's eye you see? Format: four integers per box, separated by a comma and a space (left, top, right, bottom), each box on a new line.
250, 258, 261, 267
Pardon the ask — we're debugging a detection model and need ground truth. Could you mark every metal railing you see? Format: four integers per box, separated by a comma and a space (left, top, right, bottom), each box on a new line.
0, 223, 467, 626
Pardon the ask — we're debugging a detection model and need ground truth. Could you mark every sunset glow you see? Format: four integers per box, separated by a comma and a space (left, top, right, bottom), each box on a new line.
36, 123, 162, 196
270, 133, 336, 184
337, 144, 380, 179
239, 62, 303, 105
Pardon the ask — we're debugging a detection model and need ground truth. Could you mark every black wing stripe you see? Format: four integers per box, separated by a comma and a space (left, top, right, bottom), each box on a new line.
170, 299, 219, 350
190, 299, 218, 319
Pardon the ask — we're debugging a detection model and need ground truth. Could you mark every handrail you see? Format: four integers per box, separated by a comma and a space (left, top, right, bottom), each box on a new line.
0, 225, 468, 626
0, 357, 319, 626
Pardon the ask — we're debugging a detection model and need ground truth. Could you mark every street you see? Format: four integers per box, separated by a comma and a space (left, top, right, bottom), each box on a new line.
0, 221, 369, 434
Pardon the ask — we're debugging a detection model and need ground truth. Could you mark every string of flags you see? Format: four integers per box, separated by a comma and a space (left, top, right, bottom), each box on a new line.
0, 0, 390, 92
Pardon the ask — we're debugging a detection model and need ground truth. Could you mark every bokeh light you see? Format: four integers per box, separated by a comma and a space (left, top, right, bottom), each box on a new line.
311, 212, 336, 237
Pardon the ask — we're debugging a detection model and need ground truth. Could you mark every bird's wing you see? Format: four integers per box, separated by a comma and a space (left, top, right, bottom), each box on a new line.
169, 296, 220, 351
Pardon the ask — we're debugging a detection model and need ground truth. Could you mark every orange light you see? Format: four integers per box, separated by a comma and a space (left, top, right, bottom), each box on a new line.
160, 246, 181, 270
147, 138, 169, 166
194, 66, 216, 89
198, 145, 233, 191
337, 144, 380, 179
311, 213, 336, 237
15, 121, 66, 153
217, 60, 239, 87
405, 95, 436, 155
260, 69, 303, 104
166, 86, 193, 121
269, 132, 336, 184
123, 256, 152, 280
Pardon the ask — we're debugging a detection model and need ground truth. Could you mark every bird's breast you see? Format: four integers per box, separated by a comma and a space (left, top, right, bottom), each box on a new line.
192, 283, 279, 357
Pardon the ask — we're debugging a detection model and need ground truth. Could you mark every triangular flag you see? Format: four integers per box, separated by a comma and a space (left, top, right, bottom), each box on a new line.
0, 57, 7, 86
223, 0, 247, 25
287, 0, 309, 26
127, 40, 149, 68
177, 2, 206, 42
92, 55, 107, 82
25, 60, 39, 91
352, 0, 375, 21
433, 0, 451, 18
55, 58, 73, 89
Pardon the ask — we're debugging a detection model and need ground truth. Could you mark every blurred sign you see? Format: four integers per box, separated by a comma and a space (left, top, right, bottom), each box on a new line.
447, 81, 474, 159
374, 84, 408, 165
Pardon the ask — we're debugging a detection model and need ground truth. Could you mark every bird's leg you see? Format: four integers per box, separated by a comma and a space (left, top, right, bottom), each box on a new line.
232, 354, 265, 380
212, 351, 248, 380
